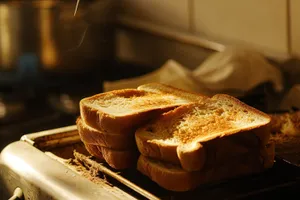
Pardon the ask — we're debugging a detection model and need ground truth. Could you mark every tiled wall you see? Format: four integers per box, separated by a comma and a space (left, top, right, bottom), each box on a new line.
291, 0, 300, 57
193, 0, 288, 56
117, 0, 299, 61
118, 0, 190, 31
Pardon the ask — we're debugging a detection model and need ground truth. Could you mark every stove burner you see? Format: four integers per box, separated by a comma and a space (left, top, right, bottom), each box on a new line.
0, 97, 26, 122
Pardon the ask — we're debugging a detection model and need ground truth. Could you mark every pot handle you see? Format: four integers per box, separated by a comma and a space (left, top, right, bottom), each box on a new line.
8, 187, 24, 200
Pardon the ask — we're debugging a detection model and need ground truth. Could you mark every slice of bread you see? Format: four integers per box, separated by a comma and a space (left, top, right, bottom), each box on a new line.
84, 142, 105, 160
80, 84, 208, 134
135, 94, 271, 171
137, 143, 274, 192
83, 143, 138, 170
77, 117, 135, 150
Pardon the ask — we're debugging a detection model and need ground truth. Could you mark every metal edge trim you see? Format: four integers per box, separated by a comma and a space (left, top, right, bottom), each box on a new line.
116, 16, 291, 62
116, 16, 225, 52
20, 125, 78, 147
1, 141, 134, 200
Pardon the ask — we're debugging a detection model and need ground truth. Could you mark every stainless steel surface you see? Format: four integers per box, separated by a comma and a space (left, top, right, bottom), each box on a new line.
19, 125, 159, 199
0, 141, 136, 200
117, 15, 290, 62
0, 97, 25, 121
115, 28, 216, 69
47, 93, 80, 114
117, 17, 225, 52
20, 125, 79, 149
8, 187, 23, 200
16, 126, 159, 199
115, 16, 289, 68
74, 0, 81, 16
73, 151, 160, 200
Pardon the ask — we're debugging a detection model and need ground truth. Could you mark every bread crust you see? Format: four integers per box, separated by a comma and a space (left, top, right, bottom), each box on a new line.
83, 143, 139, 170
136, 130, 263, 170
138, 144, 274, 192
137, 155, 201, 192
84, 143, 104, 160
135, 133, 180, 164
77, 117, 135, 150
177, 143, 206, 171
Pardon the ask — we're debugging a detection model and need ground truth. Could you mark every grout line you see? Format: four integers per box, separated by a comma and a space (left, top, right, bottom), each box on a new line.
188, 0, 195, 33
286, 0, 292, 55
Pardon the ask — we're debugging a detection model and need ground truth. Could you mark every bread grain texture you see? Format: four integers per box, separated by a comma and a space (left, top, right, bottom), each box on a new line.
137, 83, 208, 102
270, 111, 300, 135
77, 117, 134, 150
135, 94, 271, 172
137, 143, 274, 192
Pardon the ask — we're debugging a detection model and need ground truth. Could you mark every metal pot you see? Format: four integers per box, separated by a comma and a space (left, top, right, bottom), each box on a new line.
0, 0, 115, 87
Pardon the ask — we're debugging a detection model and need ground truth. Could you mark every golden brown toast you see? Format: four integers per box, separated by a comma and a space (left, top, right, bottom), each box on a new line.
79, 84, 208, 135
77, 117, 135, 150
78, 83, 208, 169
135, 94, 271, 171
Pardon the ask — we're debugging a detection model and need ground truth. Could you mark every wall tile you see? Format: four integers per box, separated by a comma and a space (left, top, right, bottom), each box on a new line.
193, 0, 288, 55
291, 0, 300, 57
118, 0, 190, 31
115, 28, 215, 69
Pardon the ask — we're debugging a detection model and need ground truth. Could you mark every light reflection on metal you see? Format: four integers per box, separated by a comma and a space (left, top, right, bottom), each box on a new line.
68, 0, 89, 52
39, 2, 58, 69
1, 152, 77, 200
0, 99, 6, 118
74, 0, 80, 16
60, 94, 78, 114
0, 4, 12, 69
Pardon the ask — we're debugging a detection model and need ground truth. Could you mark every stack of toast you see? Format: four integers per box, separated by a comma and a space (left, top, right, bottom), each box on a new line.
135, 93, 275, 191
77, 83, 275, 191
77, 83, 206, 169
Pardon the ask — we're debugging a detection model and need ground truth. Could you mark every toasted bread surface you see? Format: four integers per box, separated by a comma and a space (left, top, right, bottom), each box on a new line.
270, 111, 300, 135
137, 144, 274, 192
136, 94, 271, 171
80, 84, 208, 134
137, 83, 209, 101
76, 117, 134, 150
83, 143, 138, 170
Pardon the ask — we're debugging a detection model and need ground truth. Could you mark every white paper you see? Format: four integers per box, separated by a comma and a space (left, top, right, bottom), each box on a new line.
103, 47, 284, 98
103, 60, 211, 94
192, 46, 283, 93
280, 85, 300, 110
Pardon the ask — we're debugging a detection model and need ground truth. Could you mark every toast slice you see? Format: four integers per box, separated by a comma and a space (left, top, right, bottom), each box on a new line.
84, 143, 138, 170
135, 94, 271, 171
137, 143, 274, 192
80, 84, 208, 134
77, 117, 135, 150
84, 143, 105, 160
